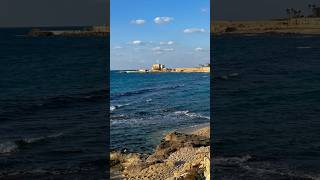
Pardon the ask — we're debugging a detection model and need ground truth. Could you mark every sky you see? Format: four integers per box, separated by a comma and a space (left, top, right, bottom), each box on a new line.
0, 0, 107, 27
214, 0, 320, 20
0, 0, 318, 26
110, 0, 210, 70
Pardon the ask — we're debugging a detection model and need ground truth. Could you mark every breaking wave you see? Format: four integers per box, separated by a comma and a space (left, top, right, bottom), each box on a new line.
0, 133, 63, 155
174, 110, 210, 120
110, 103, 131, 112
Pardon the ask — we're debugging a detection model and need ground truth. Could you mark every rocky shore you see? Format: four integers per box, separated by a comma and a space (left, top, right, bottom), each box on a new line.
110, 126, 210, 180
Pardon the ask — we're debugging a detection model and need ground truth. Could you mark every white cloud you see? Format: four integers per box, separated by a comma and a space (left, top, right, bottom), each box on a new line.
130, 19, 146, 25
183, 28, 205, 33
152, 47, 174, 53
201, 8, 208, 13
159, 41, 175, 45
154, 17, 174, 24
152, 47, 161, 51
195, 47, 204, 52
163, 48, 174, 51
114, 46, 123, 49
129, 40, 145, 45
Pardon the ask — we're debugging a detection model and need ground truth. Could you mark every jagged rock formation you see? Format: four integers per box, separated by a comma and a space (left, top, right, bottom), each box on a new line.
110, 127, 210, 180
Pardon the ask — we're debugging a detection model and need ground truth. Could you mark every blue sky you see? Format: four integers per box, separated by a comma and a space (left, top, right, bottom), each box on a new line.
111, 0, 210, 70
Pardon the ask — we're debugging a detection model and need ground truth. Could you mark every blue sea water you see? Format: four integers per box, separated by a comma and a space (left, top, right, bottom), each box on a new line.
110, 71, 210, 153
213, 34, 320, 179
0, 28, 108, 179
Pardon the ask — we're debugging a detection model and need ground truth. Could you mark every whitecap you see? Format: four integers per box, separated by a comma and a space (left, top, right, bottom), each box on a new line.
110, 103, 131, 112
174, 110, 189, 115
174, 110, 210, 120
110, 106, 116, 112
21, 137, 45, 144
19, 132, 64, 144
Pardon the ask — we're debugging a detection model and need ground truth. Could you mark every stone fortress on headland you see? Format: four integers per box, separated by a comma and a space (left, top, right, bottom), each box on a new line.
124, 63, 210, 73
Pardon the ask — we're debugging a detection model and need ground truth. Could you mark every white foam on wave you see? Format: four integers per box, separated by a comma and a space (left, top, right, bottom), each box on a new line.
47, 132, 64, 138
0, 133, 64, 155
146, 98, 152, 102
110, 103, 131, 112
0, 141, 18, 154
21, 132, 64, 144
110, 106, 116, 112
174, 110, 210, 120
22, 137, 45, 144
174, 110, 190, 115
111, 119, 139, 126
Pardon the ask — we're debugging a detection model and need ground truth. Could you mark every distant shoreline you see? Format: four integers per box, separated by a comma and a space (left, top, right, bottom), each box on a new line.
26, 26, 109, 37
212, 17, 320, 35
119, 63, 210, 73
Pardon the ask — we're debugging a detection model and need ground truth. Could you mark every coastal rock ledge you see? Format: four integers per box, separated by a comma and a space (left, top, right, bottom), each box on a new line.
110, 127, 210, 180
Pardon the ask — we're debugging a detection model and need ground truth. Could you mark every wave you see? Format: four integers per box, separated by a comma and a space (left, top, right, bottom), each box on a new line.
214, 155, 320, 180
110, 114, 129, 120
110, 106, 116, 111
1, 89, 108, 118
214, 155, 252, 165
0, 158, 108, 178
111, 84, 184, 99
240, 165, 320, 180
0, 133, 63, 155
111, 119, 139, 126
174, 110, 210, 120
297, 46, 312, 49
38, 89, 108, 106
0, 142, 18, 154
110, 103, 131, 112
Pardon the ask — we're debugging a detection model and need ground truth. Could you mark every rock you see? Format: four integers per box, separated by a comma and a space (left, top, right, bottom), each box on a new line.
113, 127, 211, 179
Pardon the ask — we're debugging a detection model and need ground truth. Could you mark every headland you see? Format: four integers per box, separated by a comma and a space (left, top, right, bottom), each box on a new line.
27, 26, 109, 37
213, 5, 320, 35
122, 63, 210, 74
213, 18, 320, 35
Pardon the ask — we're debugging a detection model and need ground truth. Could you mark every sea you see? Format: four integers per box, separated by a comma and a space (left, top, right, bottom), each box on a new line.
110, 71, 210, 153
213, 34, 320, 179
0, 28, 108, 179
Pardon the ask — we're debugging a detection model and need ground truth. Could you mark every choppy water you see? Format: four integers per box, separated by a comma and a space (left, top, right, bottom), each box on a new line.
110, 71, 210, 153
213, 34, 320, 179
0, 28, 108, 179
